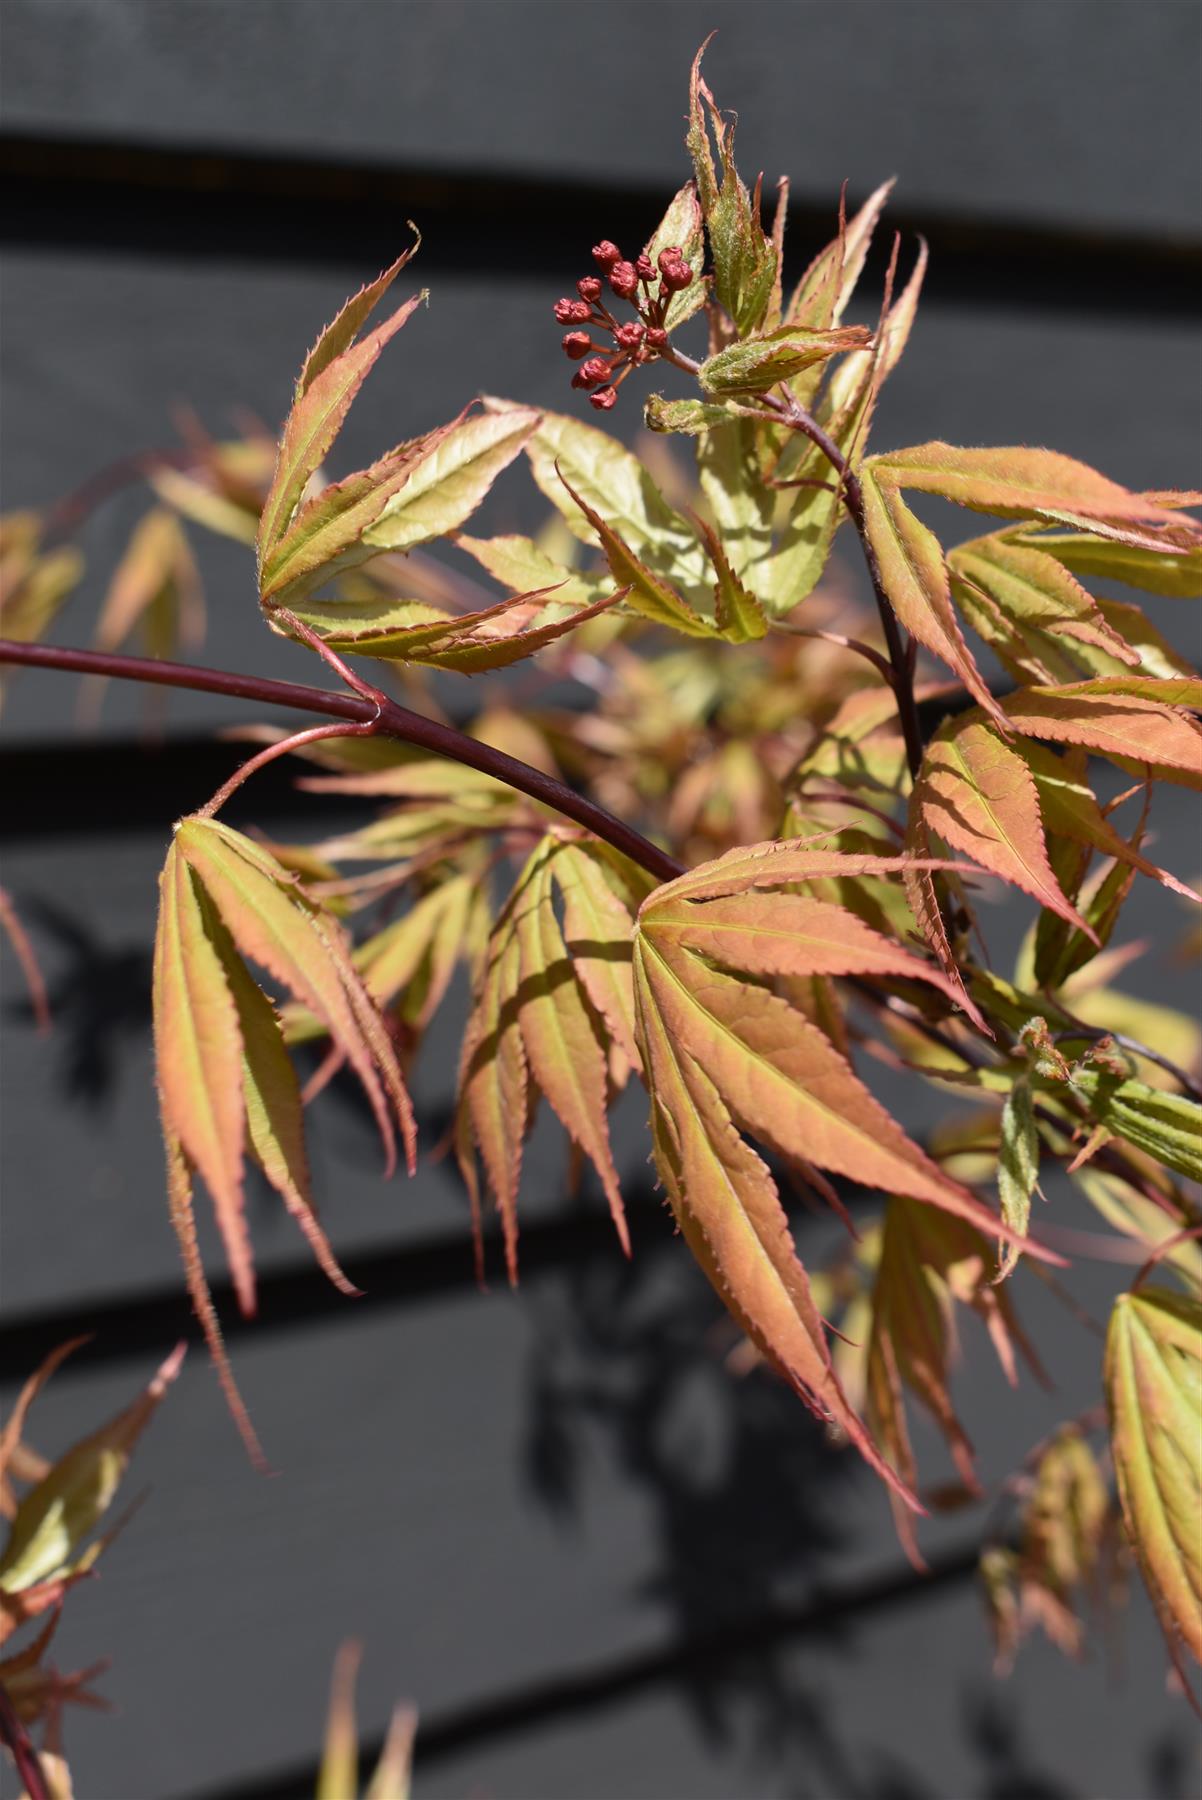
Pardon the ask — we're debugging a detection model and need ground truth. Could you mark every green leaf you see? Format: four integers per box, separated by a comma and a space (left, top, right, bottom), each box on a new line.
456, 532, 612, 607
685, 47, 777, 333
1016, 528, 1202, 599
553, 465, 714, 637
642, 180, 707, 332
0, 1343, 184, 1596
1106, 1289, 1202, 1666
644, 394, 742, 436
1071, 1071, 1202, 1182
502, 400, 707, 591
698, 323, 871, 397
362, 408, 541, 554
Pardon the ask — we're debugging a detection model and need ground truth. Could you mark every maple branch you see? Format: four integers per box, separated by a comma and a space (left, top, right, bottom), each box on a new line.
0, 1681, 50, 1800
663, 345, 926, 778
0, 639, 686, 886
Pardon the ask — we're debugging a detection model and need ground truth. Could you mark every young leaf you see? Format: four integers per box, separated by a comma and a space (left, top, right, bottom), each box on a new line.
495, 400, 706, 591
859, 466, 1003, 723
257, 282, 426, 570
685, 45, 778, 334
279, 583, 624, 671
909, 717, 1095, 933
1106, 1288, 1202, 1667
1070, 1071, 1202, 1183
155, 818, 414, 1451
644, 395, 743, 436
949, 529, 1140, 686
998, 1079, 1039, 1278
642, 180, 707, 332
1014, 528, 1202, 599
0, 1342, 184, 1614
870, 444, 1201, 543
698, 323, 872, 397
361, 408, 541, 554
998, 685, 1202, 790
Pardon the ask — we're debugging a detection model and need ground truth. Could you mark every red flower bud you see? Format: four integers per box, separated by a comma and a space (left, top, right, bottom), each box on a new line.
644, 326, 669, 350
562, 331, 593, 360
554, 297, 592, 324
592, 241, 622, 269
609, 260, 638, 299
658, 250, 693, 292
576, 276, 603, 302
588, 386, 619, 411
635, 254, 657, 282
614, 321, 645, 349
579, 357, 613, 386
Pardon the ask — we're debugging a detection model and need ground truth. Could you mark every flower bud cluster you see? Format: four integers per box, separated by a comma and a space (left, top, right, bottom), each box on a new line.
551, 235, 696, 411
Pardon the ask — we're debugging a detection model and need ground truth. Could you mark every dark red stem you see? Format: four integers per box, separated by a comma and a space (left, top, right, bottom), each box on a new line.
0, 1683, 49, 1800
0, 639, 686, 885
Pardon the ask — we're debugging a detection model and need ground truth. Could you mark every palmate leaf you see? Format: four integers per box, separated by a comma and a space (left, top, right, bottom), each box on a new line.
632, 843, 1058, 1496
154, 817, 414, 1458
1106, 1288, 1202, 1669
908, 716, 1096, 934
456, 834, 644, 1281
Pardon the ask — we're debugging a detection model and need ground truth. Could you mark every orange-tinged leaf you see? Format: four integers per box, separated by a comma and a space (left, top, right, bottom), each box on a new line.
155, 843, 254, 1314
872, 443, 1200, 538
460, 894, 528, 1283
1016, 528, 1202, 600
635, 919, 1047, 1255
655, 836, 956, 905
553, 843, 642, 1074
911, 718, 1094, 932
949, 530, 1140, 685
1020, 737, 1198, 902
217, 935, 357, 1297
175, 818, 415, 1174
514, 846, 628, 1254
297, 235, 421, 396
999, 686, 1202, 789
859, 466, 1003, 723
258, 289, 426, 566
287, 582, 624, 670
93, 508, 203, 657
1105, 1288, 1202, 1667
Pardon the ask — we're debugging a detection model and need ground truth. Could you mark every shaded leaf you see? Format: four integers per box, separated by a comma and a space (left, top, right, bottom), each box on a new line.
1106, 1288, 1202, 1665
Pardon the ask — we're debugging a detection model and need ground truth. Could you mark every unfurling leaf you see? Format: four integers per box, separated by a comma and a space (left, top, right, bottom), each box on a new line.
698, 323, 872, 397
998, 1079, 1039, 1277
1071, 1071, 1202, 1183
0, 1342, 184, 1639
1106, 1288, 1202, 1667
686, 45, 778, 334
632, 844, 1056, 1498
642, 180, 707, 333
154, 817, 414, 1457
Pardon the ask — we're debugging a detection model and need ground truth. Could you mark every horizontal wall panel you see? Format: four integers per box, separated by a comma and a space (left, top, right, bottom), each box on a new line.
3, 1, 1199, 241
2, 244, 1198, 743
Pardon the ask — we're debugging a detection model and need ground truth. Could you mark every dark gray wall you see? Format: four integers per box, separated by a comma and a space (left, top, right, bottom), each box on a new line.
2, 5, 1200, 1797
